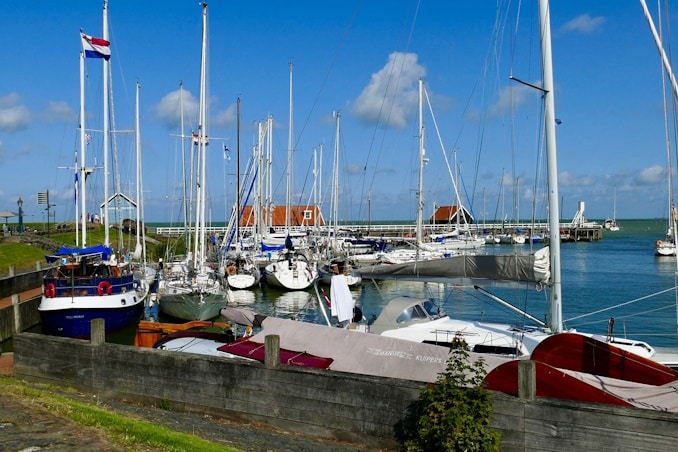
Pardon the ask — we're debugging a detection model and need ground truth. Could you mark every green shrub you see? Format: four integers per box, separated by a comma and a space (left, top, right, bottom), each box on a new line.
396, 336, 501, 451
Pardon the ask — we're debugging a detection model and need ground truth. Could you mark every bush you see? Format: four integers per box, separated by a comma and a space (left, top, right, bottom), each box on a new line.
395, 336, 501, 451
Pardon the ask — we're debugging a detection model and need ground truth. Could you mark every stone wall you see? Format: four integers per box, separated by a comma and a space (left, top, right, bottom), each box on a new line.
13, 332, 678, 450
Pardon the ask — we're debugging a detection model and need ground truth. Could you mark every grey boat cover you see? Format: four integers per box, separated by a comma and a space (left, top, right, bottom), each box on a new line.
221, 307, 507, 383
359, 246, 550, 287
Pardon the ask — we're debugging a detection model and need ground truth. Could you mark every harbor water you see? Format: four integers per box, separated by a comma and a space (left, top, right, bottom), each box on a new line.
206, 219, 678, 350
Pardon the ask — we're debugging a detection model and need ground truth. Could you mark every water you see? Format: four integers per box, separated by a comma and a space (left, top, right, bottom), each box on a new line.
211, 219, 678, 349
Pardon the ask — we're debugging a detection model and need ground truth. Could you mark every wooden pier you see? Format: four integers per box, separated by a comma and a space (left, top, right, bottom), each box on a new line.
152, 221, 605, 242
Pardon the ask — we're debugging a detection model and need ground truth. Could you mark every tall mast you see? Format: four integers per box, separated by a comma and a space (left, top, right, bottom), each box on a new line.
416, 79, 425, 254
539, 0, 563, 333
179, 81, 190, 254
135, 82, 141, 254
102, 0, 110, 247
195, 1, 208, 268
236, 97, 241, 250
286, 61, 293, 234
79, 38, 86, 247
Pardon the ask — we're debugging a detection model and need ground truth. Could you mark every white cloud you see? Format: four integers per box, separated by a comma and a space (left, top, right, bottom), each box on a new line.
489, 83, 534, 117
212, 103, 236, 129
636, 165, 665, 184
560, 14, 606, 34
42, 101, 76, 123
153, 88, 199, 130
352, 51, 426, 129
0, 93, 31, 132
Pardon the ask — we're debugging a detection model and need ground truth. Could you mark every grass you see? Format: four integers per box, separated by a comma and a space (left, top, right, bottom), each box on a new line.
0, 376, 239, 451
0, 242, 48, 274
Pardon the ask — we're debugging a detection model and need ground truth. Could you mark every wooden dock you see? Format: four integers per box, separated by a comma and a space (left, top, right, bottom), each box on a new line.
152, 221, 605, 242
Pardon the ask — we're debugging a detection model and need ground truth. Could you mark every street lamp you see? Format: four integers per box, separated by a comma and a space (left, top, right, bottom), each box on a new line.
17, 197, 23, 233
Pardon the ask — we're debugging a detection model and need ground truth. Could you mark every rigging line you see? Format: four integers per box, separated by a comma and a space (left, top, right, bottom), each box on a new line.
569, 303, 676, 329
564, 286, 677, 323
360, 0, 421, 220
294, 1, 362, 152
468, 1, 512, 213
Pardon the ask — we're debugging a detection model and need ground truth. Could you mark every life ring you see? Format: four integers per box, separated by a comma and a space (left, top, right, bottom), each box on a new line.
44, 283, 56, 298
227, 265, 237, 276
656, 240, 663, 247
98, 281, 112, 296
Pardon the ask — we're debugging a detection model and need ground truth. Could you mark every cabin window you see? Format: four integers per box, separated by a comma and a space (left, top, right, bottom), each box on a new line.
303, 210, 312, 220
422, 300, 442, 317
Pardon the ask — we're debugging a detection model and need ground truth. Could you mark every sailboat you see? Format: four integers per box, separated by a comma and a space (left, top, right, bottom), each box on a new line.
603, 188, 621, 232
263, 62, 318, 290
316, 112, 363, 287
156, 2, 229, 320
357, 0, 658, 361
647, 2, 678, 257
38, 1, 148, 339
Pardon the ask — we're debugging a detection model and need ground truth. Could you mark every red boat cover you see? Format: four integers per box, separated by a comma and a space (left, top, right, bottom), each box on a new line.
531, 333, 678, 385
217, 339, 334, 369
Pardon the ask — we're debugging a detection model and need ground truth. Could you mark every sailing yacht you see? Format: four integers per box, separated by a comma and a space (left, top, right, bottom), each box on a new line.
39, 1, 148, 338
263, 62, 318, 290
357, 0, 658, 361
157, 2, 229, 320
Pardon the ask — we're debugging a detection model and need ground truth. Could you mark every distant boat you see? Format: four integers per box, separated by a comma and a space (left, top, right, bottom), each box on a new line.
604, 188, 621, 232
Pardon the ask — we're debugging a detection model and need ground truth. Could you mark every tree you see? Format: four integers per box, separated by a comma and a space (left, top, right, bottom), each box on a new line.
395, 335, 501, 451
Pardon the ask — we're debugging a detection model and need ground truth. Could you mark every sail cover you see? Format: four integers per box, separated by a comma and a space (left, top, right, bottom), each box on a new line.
358, 246, 550, 288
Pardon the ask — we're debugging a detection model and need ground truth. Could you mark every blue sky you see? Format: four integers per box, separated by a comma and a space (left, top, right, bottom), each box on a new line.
0, 1, 676, 224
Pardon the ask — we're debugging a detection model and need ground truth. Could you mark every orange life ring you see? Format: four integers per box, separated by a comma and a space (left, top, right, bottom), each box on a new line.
227, 265, 237, 276
98, 281, 112, 296
44, 283, 56, 298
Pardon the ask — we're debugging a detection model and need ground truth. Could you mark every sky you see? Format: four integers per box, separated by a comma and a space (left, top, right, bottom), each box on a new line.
0, 1, 677, 225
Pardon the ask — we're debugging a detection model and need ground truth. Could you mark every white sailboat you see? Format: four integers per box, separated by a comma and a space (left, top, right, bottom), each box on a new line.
357, 0, 657, 361
263, 62, 318, 290
39, 0, 148, 338
603, 188, 621, 232
157, 2, 229, 320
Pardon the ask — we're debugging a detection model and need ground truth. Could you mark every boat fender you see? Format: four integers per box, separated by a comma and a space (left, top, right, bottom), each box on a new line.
44, 283, 56, 298
353, 306, 364, 323
98, 281, 112, 296
133, 280, 139, 290
227, 265, 237, 276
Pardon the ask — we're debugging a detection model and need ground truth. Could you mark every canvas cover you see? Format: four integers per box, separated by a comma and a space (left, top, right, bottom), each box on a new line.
358, 246, 550, 287
246, 314, 508, 383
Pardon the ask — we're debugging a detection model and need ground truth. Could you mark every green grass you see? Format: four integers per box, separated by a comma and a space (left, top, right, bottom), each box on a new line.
0, 376, 239, 451
0, 243, 48, 274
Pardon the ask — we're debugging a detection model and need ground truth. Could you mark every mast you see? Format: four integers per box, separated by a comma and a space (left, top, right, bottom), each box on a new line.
179, 81, 189, 254
79, 37, 86, 247
416, 78, 425, 255
135, 82, 141, 255
194, 2, 208, 268
539, 0, 563, 333
236, 97, 241, 251
102, 0, 110, 247
331, 112, 341, 249
286, 61, 293, 235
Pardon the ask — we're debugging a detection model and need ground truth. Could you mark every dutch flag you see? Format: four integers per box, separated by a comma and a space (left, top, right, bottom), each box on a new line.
81, 33, 111, 60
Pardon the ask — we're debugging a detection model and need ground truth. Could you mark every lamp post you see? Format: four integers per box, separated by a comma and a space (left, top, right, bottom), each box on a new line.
17, 197, 23, 233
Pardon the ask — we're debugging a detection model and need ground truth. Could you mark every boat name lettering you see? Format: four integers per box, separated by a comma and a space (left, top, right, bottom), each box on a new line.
365, 348, 413, 359
415, 355, 445, 364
